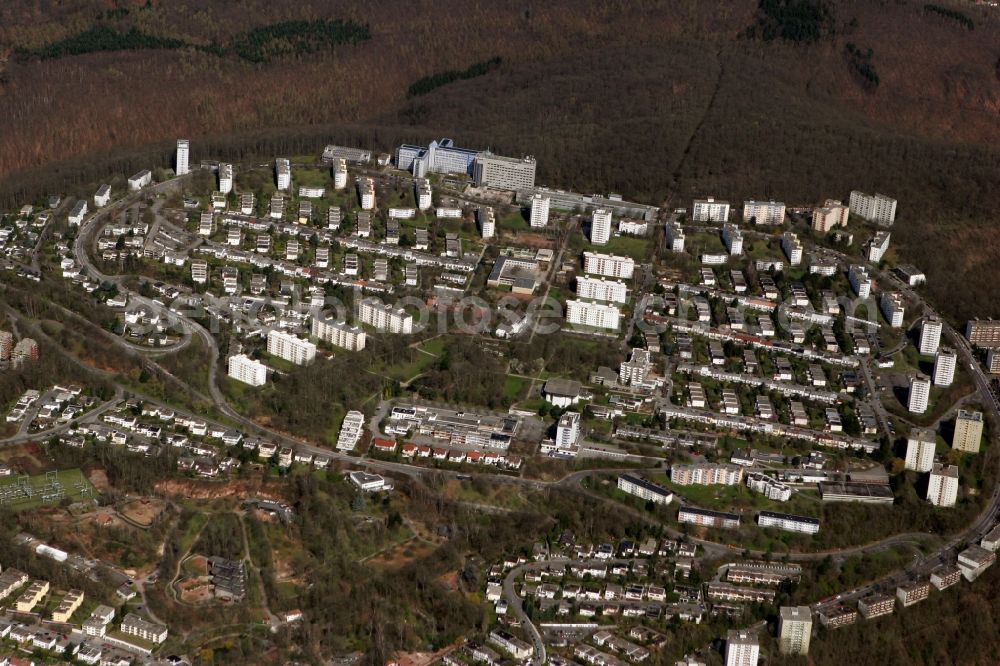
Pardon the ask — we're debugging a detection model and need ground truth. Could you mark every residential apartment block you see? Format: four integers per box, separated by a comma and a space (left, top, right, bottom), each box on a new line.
908, 375, 931, 414
228, 354, 268, 387
952, 410, 983, 453
849, 190, 897, 226
691, 197, 730, 223
473, 153, 537, 191
583, 252, 635, 279
757, 511, 820, 534
618, 474, 674, 505
880, 291, 905, 328
566, 299, 621, 330
529, 193, 550, 228
743, 200, 785, 225
904, 429, 936, 472
670, 464, 744, 486
358, 298, 414, 333
811, 199, 849, 233
266, 330, 317, 366
576, 276, 628, 304
311, 317, 366, 351
591, 208, 612, 245
927, 463, 959, 507
778, 606, 812, 656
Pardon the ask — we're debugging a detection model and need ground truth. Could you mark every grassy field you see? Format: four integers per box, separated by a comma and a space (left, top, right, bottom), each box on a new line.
503, 375, 530, 402
0, 468, 94, 511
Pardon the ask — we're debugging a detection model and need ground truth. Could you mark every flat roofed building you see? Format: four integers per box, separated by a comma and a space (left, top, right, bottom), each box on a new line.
175, 139, 190, 175
566, 299, 621, 330
121, 613, 168, 644
266, 330, 316, 366
724, 630, 758, 666
904, 429, 936, 472
678, 506, 740, 529
618, 474, 674, 505
778, 606, 812, 655
927, 463, 959, 507
896, 581, 930, 607
919, 316, 943, 354
218, 163, 233, 194
907, 374, 930, 414
743, 200, 785, 225
811, 199, 848, 233
473, 152, 537, 191
958, 544, 996, 581
726, 561, 802, 585
966, 319, 1000, 347
94, 184, 112, 207
953, 409, 983, 453
758, 511, 820, 534
228, 354, 267, 386
934, 347, 957, 387
577, 275, 628, 303
311, 317, 366, 351
819, 606, 857, 629
849, 190, 897, 226
529, 193, 550, 228
583, 251, 635, 279
591, 208, 612, 245
857, 594, 894, 619
336, 410, 365, 451
670, 464, 744, 487
691, 197, 730, 223
358, 297, 414, 334
51, 589, 85, 623
930, 565, 962, 590
819, 481, 894, 503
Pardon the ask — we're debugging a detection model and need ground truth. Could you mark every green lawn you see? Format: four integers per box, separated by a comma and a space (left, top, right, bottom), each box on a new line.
0, 468, 94, 511
503, 375, 530, 402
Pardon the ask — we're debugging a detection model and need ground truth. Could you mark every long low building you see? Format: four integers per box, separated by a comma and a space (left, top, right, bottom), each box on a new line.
726, 562, 802, 585
677, 506, 740, 529
618, 474, 674, 505
757, 511, 820, 534
819, 481, 894, 503
706, 582, 776, 603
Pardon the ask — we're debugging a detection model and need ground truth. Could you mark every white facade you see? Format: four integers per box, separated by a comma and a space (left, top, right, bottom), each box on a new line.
336, 410, 365, 451
267, 330, 316, 366
778, 606, 812, 656
176, 139, 190, 176
478, 207, 496, 239
576, 276, 628, 304
128, 170, 152, 191
566, 299, 621, 330
849, 190, 897, 226
867, 231, 891, 263
218, 163, 233, 194
358, 177, 375, 210
276, 158, 291, 190
473, 153, 537, 191
358, 298, 413, 333
848, 265, 872, 298
743, 200, 785, 225
311, 317, 366, 351
68, 200, 88, 226
618, 474, 673, 505
228, 354, 267, 386
757, 511, 820, 534
556, 411, 581, 449
934, 347, 957, 387
880, 291, 905, 328
590, 208, 612, 245
333, 158, 348, 190
782, 232, 802, 265
725, 630, 759, 666
692, 197, 730, 223
415, 178, 433, 210
583, 252, 634, 279
920, 317, 943, 355
908, 375, 931, 414
722, 223, 743, 256
927, 463, 959, 507
529, 194, 551, 228
667, 221, 685, 252
299, 186, 326, 198
904, 431, 936, 472
94, 184, 111, 208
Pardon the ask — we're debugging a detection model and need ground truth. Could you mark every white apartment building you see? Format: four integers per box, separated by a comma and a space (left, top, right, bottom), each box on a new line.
590, 208, 612, 245
556, 411, 581, 450
333, 158, 348, 189
743, 200, 785, 225
867, 231, 891, 263
757, 511, 820, 534
722, 223, 743, 256
191, 259, 208, 284
934, 347, 957, 387
880, 291, 905, 328
473, 152, 537, 191
299, 186, 325, 198
267, 330, 317, 366
747, 472, 792, 501
849, 190, 897, 226
358, 297, 413, 333
415, 178, 433, 210
908, 375, 931, 414
94, 184, 111, 208
848, 264, 872, 298
218, 163, 233, 194
275, 158, 291, 190
725, 630, 759, 666
478, 207, 496, 239
198, 212, 214, 236
667, 221, 685, 252
576, 275, 628, 304
228, 354, 267, 386
128, 170, 152, 191
121, 613, 167, 644
336, 410, 365, 451
358, 177, 375, 210
176, 139, 190, 176
811, 199, 848, 233
68, 200, 88, 226
529, 193, 550, 228
904, 429, 936, 472
618, 474, 674, 505
927, 463, 959, 507
953, 410, 983, 453
782, 232, 802, 265
583, 252, 635, 279
920, 316, 943, 355
311, 317, 366, 351
778, 606, 812, 656
566, 299, 621, 331
692, 197, 730, 223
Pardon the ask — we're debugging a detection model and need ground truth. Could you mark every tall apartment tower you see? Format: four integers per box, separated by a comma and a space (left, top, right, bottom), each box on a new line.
218, 163, 233, 195
333, 158, 348, 190
904, 429, 936, 472
725, 630, 759, 666
175, 139, 190, 176
478, 207, 496, 240
591, 208, 612, 245
952, 410, 983, 453
0, 330, 12, 361
555, 411, 581, 450
849, 190, 897, 226
908, 375, 931, 414
529, 194, 550, 228
920, 316, 943, 355
276, 158, 291, 191
778, 606, 812, 655
927, 463, 959, 507
933, 347, 957, 387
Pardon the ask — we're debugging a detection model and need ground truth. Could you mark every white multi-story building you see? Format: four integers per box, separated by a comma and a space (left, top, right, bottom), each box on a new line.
747, 472, 792, 501
198, 212, 214, 236
618, 474, 673, 505
358, 177, 375, 210
267, 330, 316, 366
920, 316, 943, 355
128, 170, 152, 191
671, 464, 744, 487
692, 197, 730, 223
953, 409, 984, 453
934, 347, 957, 387
556, 411, 581, 450
565, 299, 621, 331
908, 375, 931, 414
478, 207, 496, 239
275, 158, 291, 190
782, 232, 802, 265
175, 139, 190, 176
336, 410, 365, 451
880, 291, 905, 328
191, 259, 208, 284
778, 606, 812, 656
757, 511, 820, 534
666, 221, 685, 252
333, 158, 348, 190
94, 184, 111, 208
849, 190, 897, 226
473, 152, 537, 191
743, 200, 785, 225
583, 252, 634, 279
905, 429, 936, 472
867, 231, 891, 263
927, 463, 959, 507
228, 354, 267, 386
415, 178, 433, 210
68, 200, 88, 226
722, 223, 743, 256
725, 630, 759, 666
218, 163, 233, 194
576, 276, 628, 304
396, 138, 479, 176
848, 264, 872, 298
529, 193, 550, 228
811, 199, 848, 233
590, 208, 612, 245
311, 317, 366, 351
358, 297, 413, 333
121, 614, 167, 644
299, 186, 325, 199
